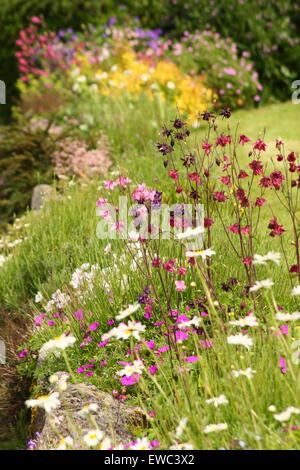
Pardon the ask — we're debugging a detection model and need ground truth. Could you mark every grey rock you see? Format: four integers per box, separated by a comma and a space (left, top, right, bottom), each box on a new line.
31, 372, 146, 450
31, 185, 53, 211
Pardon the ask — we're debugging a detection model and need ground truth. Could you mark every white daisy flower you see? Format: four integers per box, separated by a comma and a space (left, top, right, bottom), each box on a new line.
291, 285, 300, 296
275, 312, 300, 321
25, 392, 60, 413
227, 333, 253, 350
273, 406, 300, 423
130, 437, 151, 450
114, 321, 146, 341
116, 303, 140, 321
35, 291, 43, 303
177, 315, 202, 329
83, 430, 104, 447
56, 436, 74, 450
185, 248, 215, 259
117, 359, 144, 377
203, 423, 228, 434
229, 313, 258, 327
175, 417, 188, 438
39, 334, 76, 359
176, 225, 204, 240
232, 367, 256, 379
205, 394, 228, 407
249, 279, 274, 292
253, 252, 281, 265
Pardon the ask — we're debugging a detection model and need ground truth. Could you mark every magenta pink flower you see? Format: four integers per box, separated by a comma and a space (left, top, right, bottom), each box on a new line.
253, 139, 267, 151
239, 135, 251, 145
184, 356, 199, 363
202, 140, 212, 154
149, 365, 158, 375
175, 280, 186, 291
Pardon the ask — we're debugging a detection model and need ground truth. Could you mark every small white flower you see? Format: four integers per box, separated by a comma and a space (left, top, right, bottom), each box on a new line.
25, 392, 60, 413
39, 334, 76, 359
249, 279, 274, 292
185, 248, 215, 259
170, 443, 194, 450
203, 423, 228, 434
253, 252, 281, 265
178, 315, 202, 329
273, 406, 300, 423
84, 429, 104, 447
130, 437, 151, 450
78, 403, 99, 416
35, 291, 43, 303
232, 367, 256, 379
112, 321, 146, 341
291, 285, 300, 296
56, 436, 74, 450
275, 312, 300, 321
176, 225, 204, 240
268, 405, 276, 412
205, 394, 228, 407
116, 303, 140, 321
227, 333, 253, 350
175, 417, 188, 438
117, 359, 144, 377
167, 81, 176, 90
229, 313, 258, 327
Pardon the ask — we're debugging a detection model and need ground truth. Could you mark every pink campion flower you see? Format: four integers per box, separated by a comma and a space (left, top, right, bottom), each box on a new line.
175, 330, 189, 342
221, 175, 231, 185
212, 191, 228, 202
279, 357, 287, 374
167, 169, 179, 181
280, 325, 288, 335
148, 410, 156, 418
204, 217, 214, 228
149, 365, 158, 375
31, 16, 41, 24
101, 360, 108, 367
132, 184, 156, 202
18, 349, 29, 358
240, 226, 251, 234
175, 280, 186, 291
80, 336, 93, 347
150, 440, 160, 448
111, 221, 125, 232
120, 374, 140, 386
98, 339, 110, 348
202, 140, 212, 155
253, 139, 267, 151
107, 319, 115, 325
104, 180, 117, 190
88, 322, 100, 331
184, 356, 199, 363
249, 160, 263, 175
178, 267, 187, 276
157, 346, 170, 352
268, 217, 286, 237
74, 309, 84, 321
34, 314, 45, 327
254, 197, 266, 207
243, 257, 252, 265
96, 198, 108, 207
98, 209, 111, 219
117, 176, 131, 188
48, 320, 55, 326
146, 340, 155, 349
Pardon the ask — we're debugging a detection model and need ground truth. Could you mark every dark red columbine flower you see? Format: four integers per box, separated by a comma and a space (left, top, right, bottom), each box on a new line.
216, 135, 231, 147
277, 154, 284, 162
219, 107, 232, 118
176, 186, 183, 193
276, 138, 284, 149
238, 170, 249, 179
212, 191, 228, 202
287, 152, 296, 162
236, 188, 249, 207
201, 110, 215, 121
270, 170, 285, 189
260, 176, 271, 188
157, 142, 174, 155
204, 217, 214, 228
268, 217, 286, 237
188, 172, 201, 183
249, 160, 263, 175
152, 257, 161, 268
289, 163, 297, 173
202, 140, 212, 155
228, 223, 240, 234
239, 135, 251, 145
167, 169, 179, 180
253, 139, 267, 151
172, 118, 186, 129
289, 265, 300, 274
204, 169, 210, 177
162, 126, 172, 138
163, 258, 177, 272
221, 175, 231, 185
254, 197, 266, 207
